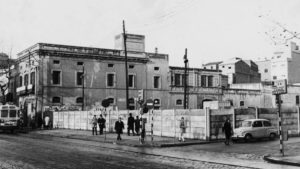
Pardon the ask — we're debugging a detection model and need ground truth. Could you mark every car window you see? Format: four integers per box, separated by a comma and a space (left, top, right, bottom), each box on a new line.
242, 121, 252, 127
252, 121, 263, 127
9, 110, 17, 118
1, 110, 8, 118
263, 121, 271, 127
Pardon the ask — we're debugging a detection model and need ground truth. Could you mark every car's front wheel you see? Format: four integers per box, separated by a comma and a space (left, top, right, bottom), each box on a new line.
244, 134, 252, 142
269, 133, 276, 140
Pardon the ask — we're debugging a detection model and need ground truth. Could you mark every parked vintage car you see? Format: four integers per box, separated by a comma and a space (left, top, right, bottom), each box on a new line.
232, 119, 278, 142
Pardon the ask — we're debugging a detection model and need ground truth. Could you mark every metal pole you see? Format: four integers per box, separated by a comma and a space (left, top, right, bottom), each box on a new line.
104, 108, 107, 140
277, 94, 284, 156
82, 64, 85, 111
151, 109, 154, 143
183, 48, 188, 109
41, 55, 44, 129
122, 20, 129, 110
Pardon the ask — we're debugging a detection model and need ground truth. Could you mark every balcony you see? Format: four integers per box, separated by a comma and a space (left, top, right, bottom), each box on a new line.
16, 84, 34, 95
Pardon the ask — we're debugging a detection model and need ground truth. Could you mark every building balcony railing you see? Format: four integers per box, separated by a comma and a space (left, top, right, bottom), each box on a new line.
16, 84, 34, 95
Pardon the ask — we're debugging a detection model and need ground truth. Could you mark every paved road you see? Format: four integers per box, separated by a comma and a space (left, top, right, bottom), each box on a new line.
0, 133, 254, 169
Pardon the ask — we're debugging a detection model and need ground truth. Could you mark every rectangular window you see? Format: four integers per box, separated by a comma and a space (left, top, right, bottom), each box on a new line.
240, 101, 244, 107
128, 74, 135, 88
24, 74, 29, 86
129, 65, 134, 69
228, 66, 231, 69
77, 62, 84, 66
30, 72, 35, 85
174, 74, 181, 86
53, 60, 60, 64
52, 70, 61, 85
273, 76, 277, 80
264, 69, 268, 73
154, 76, 160, 89
154, 67, 159, 71
19, 76, 23, 87
296, 96, 299, 105
201, 75, 207, 87
108, 63, 114, 67
107, 73, 115, 87
207, 76, 213, 87
76, 72, 84, 86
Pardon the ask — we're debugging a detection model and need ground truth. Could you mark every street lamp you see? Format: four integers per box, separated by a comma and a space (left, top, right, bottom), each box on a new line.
183, 48, 188, 109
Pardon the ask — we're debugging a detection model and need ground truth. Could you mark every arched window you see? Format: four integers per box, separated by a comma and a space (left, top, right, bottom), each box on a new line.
76, 97, 83, 103
52, 97, 61, 103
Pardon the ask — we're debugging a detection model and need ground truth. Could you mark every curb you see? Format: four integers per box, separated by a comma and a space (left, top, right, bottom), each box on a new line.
160, 140, 222, 147
263, 154, 300, 167
24, 131, 219, 148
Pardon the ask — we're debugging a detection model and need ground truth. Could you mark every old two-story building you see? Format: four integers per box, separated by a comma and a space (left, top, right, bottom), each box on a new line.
168, 66, 228, 109
15, 34, 170, 121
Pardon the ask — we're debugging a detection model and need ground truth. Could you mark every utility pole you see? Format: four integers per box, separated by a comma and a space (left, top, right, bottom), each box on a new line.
276, 94, 284, 156
183, 48, 188, 109
82, 63, 85, 111
123, 20, 129, 110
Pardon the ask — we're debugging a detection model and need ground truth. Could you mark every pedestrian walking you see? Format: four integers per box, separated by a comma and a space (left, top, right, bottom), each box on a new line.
127, 113, 135, 136
98, 114, 106, 135
115, 117, 124, 140
179, 117, 186, 142
91, 115, 98, 135
44, 116, 50, 130
135, 116, 140, 135
222, 118, 233, 145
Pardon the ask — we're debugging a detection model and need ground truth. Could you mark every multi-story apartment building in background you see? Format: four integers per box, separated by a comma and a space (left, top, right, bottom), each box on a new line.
255, 42, 300, 84
203, 57, 261, 84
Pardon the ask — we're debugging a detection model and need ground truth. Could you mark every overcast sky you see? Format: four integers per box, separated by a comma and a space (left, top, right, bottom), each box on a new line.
1, 0, 300, 67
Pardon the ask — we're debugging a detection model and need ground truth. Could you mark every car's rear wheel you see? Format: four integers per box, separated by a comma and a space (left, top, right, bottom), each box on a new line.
269, 133, 276, 140
244, 134, 252, 142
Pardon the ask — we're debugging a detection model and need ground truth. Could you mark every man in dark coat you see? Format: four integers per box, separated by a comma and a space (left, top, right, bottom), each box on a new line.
222, 119, 233, 145
127, 113, 135, 136
98, 114, 106, 135
115, 117, 124, 140
134, 116, 140, 135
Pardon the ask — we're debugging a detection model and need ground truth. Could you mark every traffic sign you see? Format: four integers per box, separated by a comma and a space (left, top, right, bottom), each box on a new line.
145, 99, 154, 109
272, 79, 287, 95
101, 99, 110, 108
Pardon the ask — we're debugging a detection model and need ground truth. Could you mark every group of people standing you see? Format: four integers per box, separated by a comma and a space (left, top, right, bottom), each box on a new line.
91, 114, 106, 135
114, 113, 144, 141
91, 113, 144, 141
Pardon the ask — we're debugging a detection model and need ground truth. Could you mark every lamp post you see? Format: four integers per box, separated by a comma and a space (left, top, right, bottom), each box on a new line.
123, 20, 129, 110
183, 48, 188, 109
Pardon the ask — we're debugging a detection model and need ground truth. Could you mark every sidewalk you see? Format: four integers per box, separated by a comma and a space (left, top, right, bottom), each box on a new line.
262, 136, 300, 167
28, 128, 215, 147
